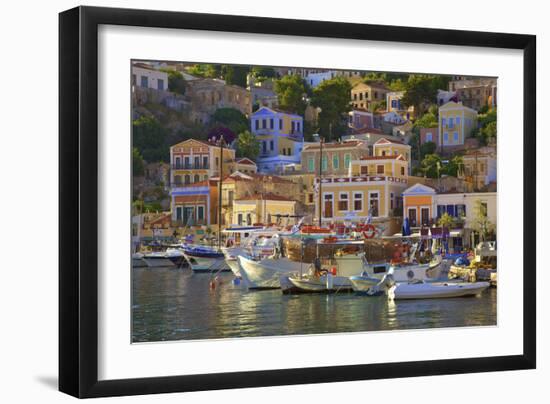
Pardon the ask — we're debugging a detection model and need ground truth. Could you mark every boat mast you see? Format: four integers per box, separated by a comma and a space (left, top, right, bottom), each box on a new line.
217, 137, 224, 251
318, 137, 324, 227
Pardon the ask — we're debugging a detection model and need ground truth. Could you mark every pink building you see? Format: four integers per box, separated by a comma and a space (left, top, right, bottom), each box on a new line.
420, 127, 439, 147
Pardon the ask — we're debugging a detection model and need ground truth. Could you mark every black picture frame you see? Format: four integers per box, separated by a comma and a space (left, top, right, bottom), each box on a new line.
59, 5, 536, 398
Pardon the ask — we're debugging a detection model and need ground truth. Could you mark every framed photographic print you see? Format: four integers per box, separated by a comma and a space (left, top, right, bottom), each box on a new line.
59, 6, 536, 398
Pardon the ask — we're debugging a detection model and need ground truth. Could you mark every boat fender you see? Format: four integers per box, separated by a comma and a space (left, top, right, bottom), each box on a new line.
330, 267, 337, 275
362, 224, 377, 239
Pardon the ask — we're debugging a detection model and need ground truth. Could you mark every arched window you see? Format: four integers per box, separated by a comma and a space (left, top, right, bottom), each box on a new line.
174, 175, 182, 185
194, 174, 200, 183
184, 175, 190, 184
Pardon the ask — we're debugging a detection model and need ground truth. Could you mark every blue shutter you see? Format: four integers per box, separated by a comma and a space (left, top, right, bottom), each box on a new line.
437, 205, 445, 218
446, 205, 455, 217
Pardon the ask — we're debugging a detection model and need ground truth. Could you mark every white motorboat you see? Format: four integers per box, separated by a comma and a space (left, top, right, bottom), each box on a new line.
349, 273, 384, 294
221, 231, 280, 277
132, 252, 148, 268
238, 255, 310, 289
142, 251, 176, 268
181, 245, 229, 273
386, 280, 490, 300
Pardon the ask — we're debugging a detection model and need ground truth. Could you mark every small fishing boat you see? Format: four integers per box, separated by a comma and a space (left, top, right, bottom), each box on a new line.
238, 255, 309, 289
164, 248, 187, 267
285, 272, 353, 293
386, 280, 490, 300
349, 272, 384, 294
181, 245, 229, 273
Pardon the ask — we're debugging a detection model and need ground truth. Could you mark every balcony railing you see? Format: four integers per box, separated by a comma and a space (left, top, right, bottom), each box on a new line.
315, 175, 407, 184
171, 164, 209, 170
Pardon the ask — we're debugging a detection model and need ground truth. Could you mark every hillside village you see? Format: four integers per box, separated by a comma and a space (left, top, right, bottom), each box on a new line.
131, 61, 497, 252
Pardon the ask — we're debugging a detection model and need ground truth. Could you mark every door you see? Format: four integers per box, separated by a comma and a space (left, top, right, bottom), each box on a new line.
421, 207, 430, 226
408, 208, 417, 227
323, 194, 333, 218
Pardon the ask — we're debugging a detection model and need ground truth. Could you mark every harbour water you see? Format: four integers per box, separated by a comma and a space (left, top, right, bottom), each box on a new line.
132, 267, 497, 343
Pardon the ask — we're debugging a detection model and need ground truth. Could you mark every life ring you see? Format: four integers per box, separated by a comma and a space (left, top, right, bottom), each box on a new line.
362, 224, 377, 239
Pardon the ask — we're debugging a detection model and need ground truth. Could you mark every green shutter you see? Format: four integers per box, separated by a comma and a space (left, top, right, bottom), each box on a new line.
344, 154, 351, 168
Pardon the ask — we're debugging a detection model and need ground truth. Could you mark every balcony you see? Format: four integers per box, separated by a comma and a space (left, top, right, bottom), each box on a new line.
171, 163, 209, 170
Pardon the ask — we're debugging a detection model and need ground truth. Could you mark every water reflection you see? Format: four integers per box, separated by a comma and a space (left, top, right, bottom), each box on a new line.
132, 268, 497, 342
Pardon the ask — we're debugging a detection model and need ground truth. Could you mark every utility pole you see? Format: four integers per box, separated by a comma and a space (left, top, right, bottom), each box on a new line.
318, 137, 324, 227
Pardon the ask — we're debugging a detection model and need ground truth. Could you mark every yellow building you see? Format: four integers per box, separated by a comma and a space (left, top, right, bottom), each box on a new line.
169, 138, 236, 186
372, 137, 412, 174
351, 81, 389, 111
232, 193, 297, 225
301, 140, 370, 176
438, 101, 478, 148
315, 154, 409, 224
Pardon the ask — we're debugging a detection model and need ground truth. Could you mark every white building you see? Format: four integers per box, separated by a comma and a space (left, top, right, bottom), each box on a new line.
132, 63, 169, 91
304, 70, 338, 88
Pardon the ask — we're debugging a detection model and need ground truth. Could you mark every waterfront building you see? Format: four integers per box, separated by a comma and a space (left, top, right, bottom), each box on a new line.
351, 81, 389, 111
169, 139, 236, 187
402, 183, 496, 249
372, 137, 412, 173
438, 101, 478, 150
232, 193, 297, 226
132, 212, 175, 245
131, 63, 168, 91
250, 106, 305, 173
314, 152, 409, 229
301, 140, 370, 176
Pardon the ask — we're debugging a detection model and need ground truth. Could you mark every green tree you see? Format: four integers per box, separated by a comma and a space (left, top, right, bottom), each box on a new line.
188, 64, 221, 78
211, 108, 249, 134
438, 212, 454, 228
236, 130, 260, 160
419, 153, 442, 178
222, 65, 250, 87
472, 199, 495, 241
274, 74, 307, 115
251, 66, 277, 82
161, 69, 186, 94
402, 75, 451, 116
132, 147, 145, 176
414, 111, 438, 129
310, 76, 352, 141
420, 141, 437, 158
132, 116, 168, 162
442, 155, 463, 177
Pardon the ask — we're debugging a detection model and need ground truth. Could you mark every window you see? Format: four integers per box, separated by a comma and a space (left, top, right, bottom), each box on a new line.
344, 153, 351, 169
426, 132, 433, 142
255, 120, 259, 130
270, 118, 274, 129
308, 193, 314, 204
369, 193, 379, 217
174, 156, 182, 169
338, 193, 349, 211
132, 74, 136, 85
353, 192, 363, 211
359, 93, 363, 100
401, 166, 405, 176
269, 140, 274, 151
297, 122, 301, 132
193, 174, 200, 183
456, 204, 466, 217
443, 132, 449, 143
360, 165, 368, 175
140, 76, 148, 88
453, 132, 459, 142
184, 156, 190, 169
421, 208, 430, 226
376, 165, 384, 174
215, 157, 219, 167
184, 175, 190, 185
456, 116, 461, 125
194, 156, 200, 168
442, 118, 446, 127
448, 117, 454, 128
480, 201, 488, 217
157, 78, 164, 91
436, 205, 446, 218
262, 141, 267, 154
322, 156, 328, 172
174, 175, 182, 185
197, 206, 205, 221
279, 119, 283, 130
237, 213, 243, 225
333, 155, 339, 169
390, 192, 394, 210
246, 213, 251, 225
291, 122, 295, 133
307, 157, 315, 172
202, 156, 208, 169
176, 206, 183, 221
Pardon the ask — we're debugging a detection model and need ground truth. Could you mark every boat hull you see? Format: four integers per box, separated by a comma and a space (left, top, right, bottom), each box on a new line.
142, 256, 176, 268
286, 275, 353, 293
238, 256, 308, 289
390, 281, 490, 300
183, 252, 230, 273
